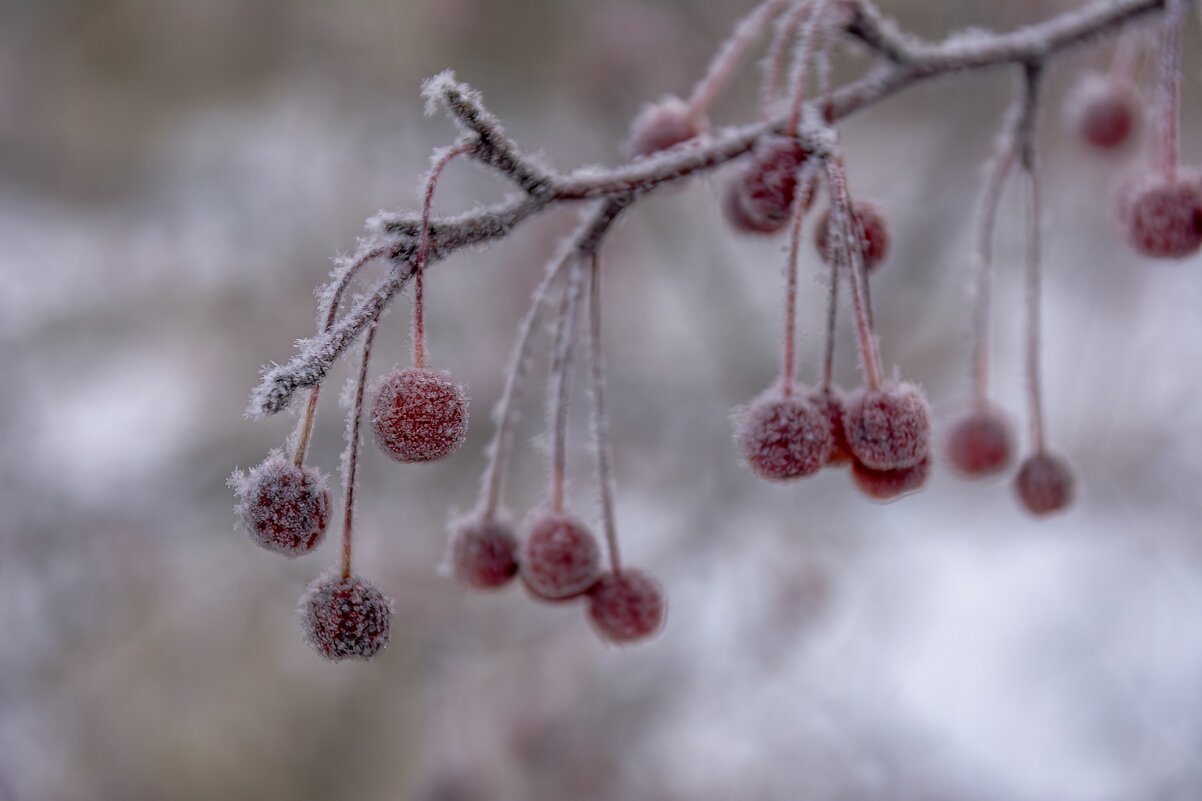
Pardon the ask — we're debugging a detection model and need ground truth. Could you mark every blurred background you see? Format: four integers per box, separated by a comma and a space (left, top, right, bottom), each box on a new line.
3, 0, 1202, 799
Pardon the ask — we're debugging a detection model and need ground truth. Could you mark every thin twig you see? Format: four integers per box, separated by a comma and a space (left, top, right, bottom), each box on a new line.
340, 321, 378, 579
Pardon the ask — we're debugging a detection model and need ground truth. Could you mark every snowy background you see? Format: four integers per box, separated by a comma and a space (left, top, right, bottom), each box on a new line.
3, 0, 1202, 799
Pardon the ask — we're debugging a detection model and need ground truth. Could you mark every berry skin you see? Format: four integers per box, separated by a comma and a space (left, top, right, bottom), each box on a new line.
814, 201, 890, 272
448, 513, 519, 590
842, 381, 932, 471
810, 386, 853, 467
723, 135, 812, 235
587, 569, 665, 645
1066, 73, 1139, 151
1014, 451, 1075, 516
299, 572, 394, 661
231, 455, 330, 557
945, 408, 1014, 478
734, 388, 834, 481
519, 512, 603, 601
850, 456, 930, 502
1120, 177, 1202, 260
370, 367, 469, 463
625, 95, 702, 159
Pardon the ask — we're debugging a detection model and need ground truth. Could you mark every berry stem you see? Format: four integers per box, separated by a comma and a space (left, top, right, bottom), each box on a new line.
688, 0, 791, 122
820, 249, 839, 392
822, 149, 884, 391
412, 142, 477, 370
786, 0, 834, 137
760, 1, 812, 116
1021, 165, 1047, 454
340, 320, 378, 580
585, 253, 621, 575
548, 261, 587, 515
1109, 27, 1141, 82
970, 144, 1016, 408
780, 165, 817, 395
1154, 0, 1186, 181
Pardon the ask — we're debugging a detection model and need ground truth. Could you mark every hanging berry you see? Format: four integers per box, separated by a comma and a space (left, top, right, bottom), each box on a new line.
299, 572, 394, 661
231, 455, 330, 557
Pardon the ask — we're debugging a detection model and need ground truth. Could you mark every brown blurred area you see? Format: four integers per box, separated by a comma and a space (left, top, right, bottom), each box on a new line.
3, 1, 1202, 799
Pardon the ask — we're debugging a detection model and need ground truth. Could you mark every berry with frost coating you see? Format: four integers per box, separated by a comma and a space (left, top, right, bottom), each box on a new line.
735, 388, 833, 481
1014, 451, 1075, 516
1121, 176, 1202, 259
231, 455, 330, 557
448, 513, 519, 590
371, 367, 469, 463
724, 135, 811, 235
625, 95, 702, 159
842, 381, 931, 471
815, 201, 890, 272
299, 572, 394, 661
1066, 73, 1139, 151
519, 512, 602, 601
850, 456, 930, 502
588, 569, 665, 644
945, 408, 1014, 478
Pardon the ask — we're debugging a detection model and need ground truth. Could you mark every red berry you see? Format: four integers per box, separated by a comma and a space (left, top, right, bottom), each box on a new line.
1120, 176, 1202, 259
734, 388, 833, 481
723, 135, 812, 235
370, 367, 469, 463
299, 572, 393, 661
231, 455, 330, 557
519, 512, 602, 601
814, 200, 890, 272
448, 513, 518, 590
587, 569, 665, 645
945, 408, 1014, 478
810, 386, 853, 467
850, 456, 930, 502
1014, 451, 1075, 516
625, 95, 702, 159
842, 381, 931, 471
1066, 73, 1139, 151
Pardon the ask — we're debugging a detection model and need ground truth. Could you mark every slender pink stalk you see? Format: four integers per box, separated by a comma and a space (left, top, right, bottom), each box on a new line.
1154, 0, 1186, 180
780, 167, 817, 395
786, 0, 835, 137
820, 250, 839, 392
548, 262, 586, 514
688, 0, 790, 121
585, 254, 621, 574
340, 321, 378, 579
970, 145, 1017, 408
760, 1, 813, 115
1021, 166, 1047, 453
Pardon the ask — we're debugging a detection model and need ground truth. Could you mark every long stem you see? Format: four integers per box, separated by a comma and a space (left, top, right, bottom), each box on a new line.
1155, 0, 1185, 180
820, 248, 839, 392
413, 143, 476, 369
548, 261, 586, 514
785, 0, 834, 136
970, 145, 1017, 408
340, 320, 378, 579
688, 0, 790, 121
760, 1, 813, 114
586, 254, 621, 574
780, 166, 816, 395
1021, 166, 1046, 454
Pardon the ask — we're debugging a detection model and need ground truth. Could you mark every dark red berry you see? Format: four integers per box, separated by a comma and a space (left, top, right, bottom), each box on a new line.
842, 381, 931, 471
1067, 73, 1139, 151
519, 512, 602, 601
587, 569, 665, 645
231, 455, 330, 557
1014, 451, 1075, 516
945, 408, 1014, 478
735, 388, 833, 481
299, 572, 393, 661
810, 386, 853, 467
723, 135, 811, 235
370, 367, 469, 463
850, 456, 930, 502
625, 95, 702, 159
1120, 176, 1202, 259
814, 200, 890, 272
448, 513, 518, 590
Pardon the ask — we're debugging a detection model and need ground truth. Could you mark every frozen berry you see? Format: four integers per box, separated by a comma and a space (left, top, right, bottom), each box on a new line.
814, 200, 890, 272
945, 408, 1014, 478
723, 135, 811, 235
810, 386, 853, 467
371, 367, 469, 463
625, 95, 702, 159
230, 455, 330, 557
850, 456, 930, 502
842, 381, 931, 471
1014, 451, 1075, 516
519, 512, 602, 601
734, 388, 833, 481
587, 569, 665, 645
1120, 177, 1202, 259
1066, 73, 1139, 151
299, 572, 394, 661
448, 513, 518, 590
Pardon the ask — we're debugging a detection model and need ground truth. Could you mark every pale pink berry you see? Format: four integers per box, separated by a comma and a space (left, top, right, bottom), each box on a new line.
810, 386, 853, 467
945, 408, 1014, 478
814, 201, 890, 272
1014, 451, 1075, 516
1120, 177, 1202, 259
842, 381, 931, 471
587, 569, 665, 645
448, 513, 518, 590
723, 135, 811, 235
231, 455, 330, 557
371, 367, 469, 463
625, 95, 702, 159
734, 388, 833, 481
299, 572, 393, 661
519, 512, 602, 601
850, 456, 930, 502
1066, 73, 1139, 151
